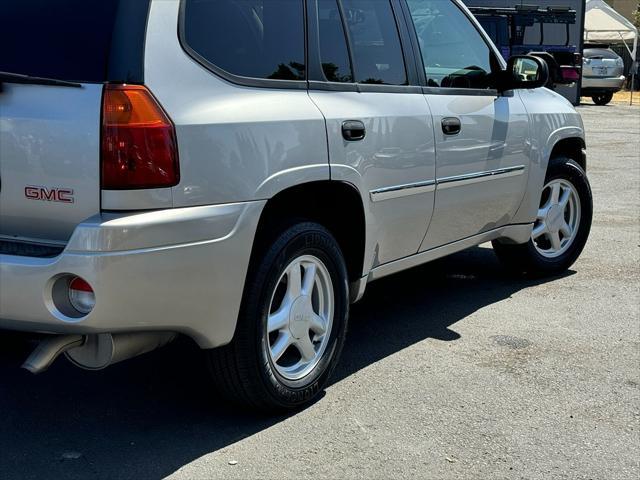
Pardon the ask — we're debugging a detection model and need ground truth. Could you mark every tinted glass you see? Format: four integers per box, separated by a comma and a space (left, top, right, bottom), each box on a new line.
183, 0, 306, 81
0, 0, 143, 82
584, 48, 620, 60
407, 0, 495, 89
341, 0, 407, 85
318, 0, 353, 82
523, 22, 566, 46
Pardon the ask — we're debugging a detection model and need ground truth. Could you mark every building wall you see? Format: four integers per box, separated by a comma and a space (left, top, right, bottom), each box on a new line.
604, 0, 638, 23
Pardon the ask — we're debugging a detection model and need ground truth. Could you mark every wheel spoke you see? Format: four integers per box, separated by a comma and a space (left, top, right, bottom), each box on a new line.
532, 223, 547, 240
559, 221, 572, 238
286, 261, 302, 298
294, 335, 316, 362
309, 313, 327, 335
270, 332, 292, 362
266, 254, 335, 381
537, 205, 549, 221
301, 263, 317, 296
550, 182, 561, 204
533, 179, 581, 259
559, 189, 571, 209
267, 306, 289, 333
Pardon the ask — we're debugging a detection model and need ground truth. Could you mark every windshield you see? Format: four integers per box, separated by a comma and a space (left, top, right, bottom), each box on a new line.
0, 0, 149, 83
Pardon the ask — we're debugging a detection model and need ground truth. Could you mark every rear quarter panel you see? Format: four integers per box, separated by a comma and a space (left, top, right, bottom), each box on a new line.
143, 0, 329, 208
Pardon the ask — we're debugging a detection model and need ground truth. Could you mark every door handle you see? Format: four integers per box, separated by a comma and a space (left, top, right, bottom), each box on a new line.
442, 117, 461, 135
342, 120, 366, 141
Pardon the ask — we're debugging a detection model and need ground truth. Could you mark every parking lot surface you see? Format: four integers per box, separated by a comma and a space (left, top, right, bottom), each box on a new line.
1, 103, 638, 480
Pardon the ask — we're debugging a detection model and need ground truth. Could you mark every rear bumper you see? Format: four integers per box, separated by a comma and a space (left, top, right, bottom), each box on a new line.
581, 75, 625, 92
0, 201, 264, 348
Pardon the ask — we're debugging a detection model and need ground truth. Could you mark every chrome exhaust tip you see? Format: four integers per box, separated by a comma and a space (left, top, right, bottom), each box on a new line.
22, 332, 176, 374
22, 334, 85, 374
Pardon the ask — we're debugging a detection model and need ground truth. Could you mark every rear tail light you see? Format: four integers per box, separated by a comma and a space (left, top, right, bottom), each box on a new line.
560, 66, 580, 83
68, 277, 95, 315
101, 85, 179, 189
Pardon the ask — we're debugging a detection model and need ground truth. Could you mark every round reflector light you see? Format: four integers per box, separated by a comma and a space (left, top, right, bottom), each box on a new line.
68, 277, 95, 315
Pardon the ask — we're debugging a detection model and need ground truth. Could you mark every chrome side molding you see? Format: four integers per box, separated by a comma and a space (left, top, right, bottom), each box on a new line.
437, 165, 526, 189
370, 180, 436, 202
369, 165, 526, 201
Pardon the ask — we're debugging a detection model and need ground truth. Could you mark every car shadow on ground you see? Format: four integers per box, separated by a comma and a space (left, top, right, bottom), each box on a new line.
0, 245, 572, 480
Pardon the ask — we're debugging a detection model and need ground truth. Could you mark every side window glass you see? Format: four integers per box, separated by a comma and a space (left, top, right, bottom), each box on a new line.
183, 0, 305, 81
406, 0, 495, 89
318, 0, 353, 82
341, 0, 407, 85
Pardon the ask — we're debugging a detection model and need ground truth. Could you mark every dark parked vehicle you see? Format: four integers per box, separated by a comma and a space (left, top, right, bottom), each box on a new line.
470, 4, 581, 87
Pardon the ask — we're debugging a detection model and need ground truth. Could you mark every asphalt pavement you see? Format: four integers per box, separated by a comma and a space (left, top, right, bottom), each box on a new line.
1, 102, 638, 480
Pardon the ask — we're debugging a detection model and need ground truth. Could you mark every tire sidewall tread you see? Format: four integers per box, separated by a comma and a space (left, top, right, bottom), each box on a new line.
494, 156, 593, 276
208, 221, 349, 411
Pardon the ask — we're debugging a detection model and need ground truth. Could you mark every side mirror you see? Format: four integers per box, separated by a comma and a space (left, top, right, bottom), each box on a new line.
499, 55, 549, 92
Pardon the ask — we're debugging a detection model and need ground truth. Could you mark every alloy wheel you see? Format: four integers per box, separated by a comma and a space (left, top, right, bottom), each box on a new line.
532, 178, 581, 258
266, 255, 334, 381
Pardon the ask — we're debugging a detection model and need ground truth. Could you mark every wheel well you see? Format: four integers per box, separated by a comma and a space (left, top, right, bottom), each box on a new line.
252, 181, 366, 284
550, 137, 586, 171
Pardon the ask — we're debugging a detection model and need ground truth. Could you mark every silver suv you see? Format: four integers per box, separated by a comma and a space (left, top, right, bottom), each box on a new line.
581, 44, 626, 105
0, 0, 592, 411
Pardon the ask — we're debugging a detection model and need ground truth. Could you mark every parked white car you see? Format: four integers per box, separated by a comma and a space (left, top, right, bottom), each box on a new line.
0, 0, 592, 411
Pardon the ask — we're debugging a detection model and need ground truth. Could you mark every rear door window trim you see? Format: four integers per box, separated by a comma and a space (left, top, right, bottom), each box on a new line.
178, 0, 428, 94
178, 0, 309, 90
307, 0, 421, 93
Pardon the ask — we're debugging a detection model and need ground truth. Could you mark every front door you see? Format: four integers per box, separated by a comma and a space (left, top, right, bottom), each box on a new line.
404, 0, 530, 251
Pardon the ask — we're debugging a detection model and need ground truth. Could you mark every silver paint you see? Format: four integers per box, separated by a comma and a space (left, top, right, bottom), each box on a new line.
510, 88, 585, 225
0, 201, 265, 348
369, 180, 436, 202
309, 90, 437, 267
420, 92, 531, 250
143, 0, 329, 208
436, 165, 526, 189
0, 82, 102, 242
0, 0, 588, 352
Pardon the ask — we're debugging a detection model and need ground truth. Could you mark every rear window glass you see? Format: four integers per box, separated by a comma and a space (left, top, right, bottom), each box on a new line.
0, 0, 144, 83
584, 49, 619, 60
182, 0, 306, 81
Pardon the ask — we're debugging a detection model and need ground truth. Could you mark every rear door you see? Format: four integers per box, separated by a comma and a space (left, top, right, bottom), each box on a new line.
308, 0, 436, 266
403, 0, 530, 250
0, 0, 149, 243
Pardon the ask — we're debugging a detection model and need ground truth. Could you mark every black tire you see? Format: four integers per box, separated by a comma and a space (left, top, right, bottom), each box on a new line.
207, 221, 349, 411
492, 156, 592, 276
592, 93, 613, 105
